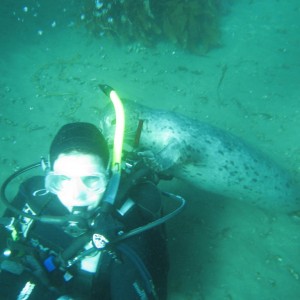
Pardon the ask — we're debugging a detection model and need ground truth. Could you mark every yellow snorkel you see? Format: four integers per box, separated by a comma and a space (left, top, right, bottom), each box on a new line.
99, 84, 125, 210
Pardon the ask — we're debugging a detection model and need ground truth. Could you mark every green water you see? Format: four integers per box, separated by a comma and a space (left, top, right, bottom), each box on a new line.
0, 1, 299, 299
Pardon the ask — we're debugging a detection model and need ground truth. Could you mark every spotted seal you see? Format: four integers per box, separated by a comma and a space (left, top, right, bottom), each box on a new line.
99, 100, 299, 212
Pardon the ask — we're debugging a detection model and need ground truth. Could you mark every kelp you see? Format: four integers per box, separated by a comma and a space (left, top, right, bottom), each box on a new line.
84, 0, 225, 53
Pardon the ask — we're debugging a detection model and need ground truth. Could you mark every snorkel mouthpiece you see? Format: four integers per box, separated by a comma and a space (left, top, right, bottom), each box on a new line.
99, 84, 125, 209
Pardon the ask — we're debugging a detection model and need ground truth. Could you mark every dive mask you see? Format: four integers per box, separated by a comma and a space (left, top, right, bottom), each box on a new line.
45, 171, 108, 194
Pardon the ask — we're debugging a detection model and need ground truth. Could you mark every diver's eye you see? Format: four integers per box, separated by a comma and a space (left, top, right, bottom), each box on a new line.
82, 176, 101, 189
47, 174, 71, 192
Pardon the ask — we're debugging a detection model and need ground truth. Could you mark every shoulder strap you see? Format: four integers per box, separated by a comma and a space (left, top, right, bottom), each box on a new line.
10, 176, 53, 216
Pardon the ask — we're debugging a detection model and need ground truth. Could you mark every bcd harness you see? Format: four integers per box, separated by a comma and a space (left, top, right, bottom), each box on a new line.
1, 160, 171, 299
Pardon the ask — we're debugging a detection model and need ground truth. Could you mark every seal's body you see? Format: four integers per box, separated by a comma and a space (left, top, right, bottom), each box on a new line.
99, 100, 299, 211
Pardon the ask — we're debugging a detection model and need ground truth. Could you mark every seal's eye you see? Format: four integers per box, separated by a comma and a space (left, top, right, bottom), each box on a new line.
105, 116, 116, 126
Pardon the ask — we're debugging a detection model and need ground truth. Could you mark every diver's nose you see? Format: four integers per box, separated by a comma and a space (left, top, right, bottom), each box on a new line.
69, 178, 88, 200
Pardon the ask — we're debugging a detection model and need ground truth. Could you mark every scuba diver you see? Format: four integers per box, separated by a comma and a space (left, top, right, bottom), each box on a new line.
0, 86, 185, 300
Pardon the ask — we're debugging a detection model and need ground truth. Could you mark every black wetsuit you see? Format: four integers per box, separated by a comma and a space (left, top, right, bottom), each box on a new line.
0, 175, 169, 300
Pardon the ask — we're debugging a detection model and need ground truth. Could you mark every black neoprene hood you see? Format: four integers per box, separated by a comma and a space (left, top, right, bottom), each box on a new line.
49, 122, 109, 169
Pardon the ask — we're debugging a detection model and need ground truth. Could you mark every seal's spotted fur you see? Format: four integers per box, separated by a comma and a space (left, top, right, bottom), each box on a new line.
100, 100, 299, 212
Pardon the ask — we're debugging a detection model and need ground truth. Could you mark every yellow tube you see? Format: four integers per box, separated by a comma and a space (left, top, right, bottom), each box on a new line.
108, 89, 125, 169
99, 84, 125, 172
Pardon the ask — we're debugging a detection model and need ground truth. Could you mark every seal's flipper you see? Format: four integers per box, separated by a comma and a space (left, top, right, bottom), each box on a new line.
138, 138, 182, 172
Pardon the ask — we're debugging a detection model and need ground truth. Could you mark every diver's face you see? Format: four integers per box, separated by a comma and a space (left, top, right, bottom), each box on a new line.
47, 152, 108, 211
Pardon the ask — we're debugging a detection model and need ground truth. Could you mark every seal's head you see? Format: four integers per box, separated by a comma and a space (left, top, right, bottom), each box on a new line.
99, 101, 143, 147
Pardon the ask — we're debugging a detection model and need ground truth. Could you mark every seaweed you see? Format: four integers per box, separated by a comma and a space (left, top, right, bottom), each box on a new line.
84, 0, 225, 53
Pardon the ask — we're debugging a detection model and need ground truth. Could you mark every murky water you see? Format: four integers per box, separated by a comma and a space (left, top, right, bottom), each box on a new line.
1, 1, 299, 299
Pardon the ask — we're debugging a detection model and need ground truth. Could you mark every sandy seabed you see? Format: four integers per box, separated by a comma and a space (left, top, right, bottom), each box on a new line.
1, 0, 299, 299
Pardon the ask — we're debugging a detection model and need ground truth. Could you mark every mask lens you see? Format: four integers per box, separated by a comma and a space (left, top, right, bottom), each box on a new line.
46, 172, 107, 194
81, 175, 106, 191
45, 174, 69, 193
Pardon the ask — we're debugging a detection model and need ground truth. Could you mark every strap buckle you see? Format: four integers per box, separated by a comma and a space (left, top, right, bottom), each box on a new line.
92, 233, 109, 249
